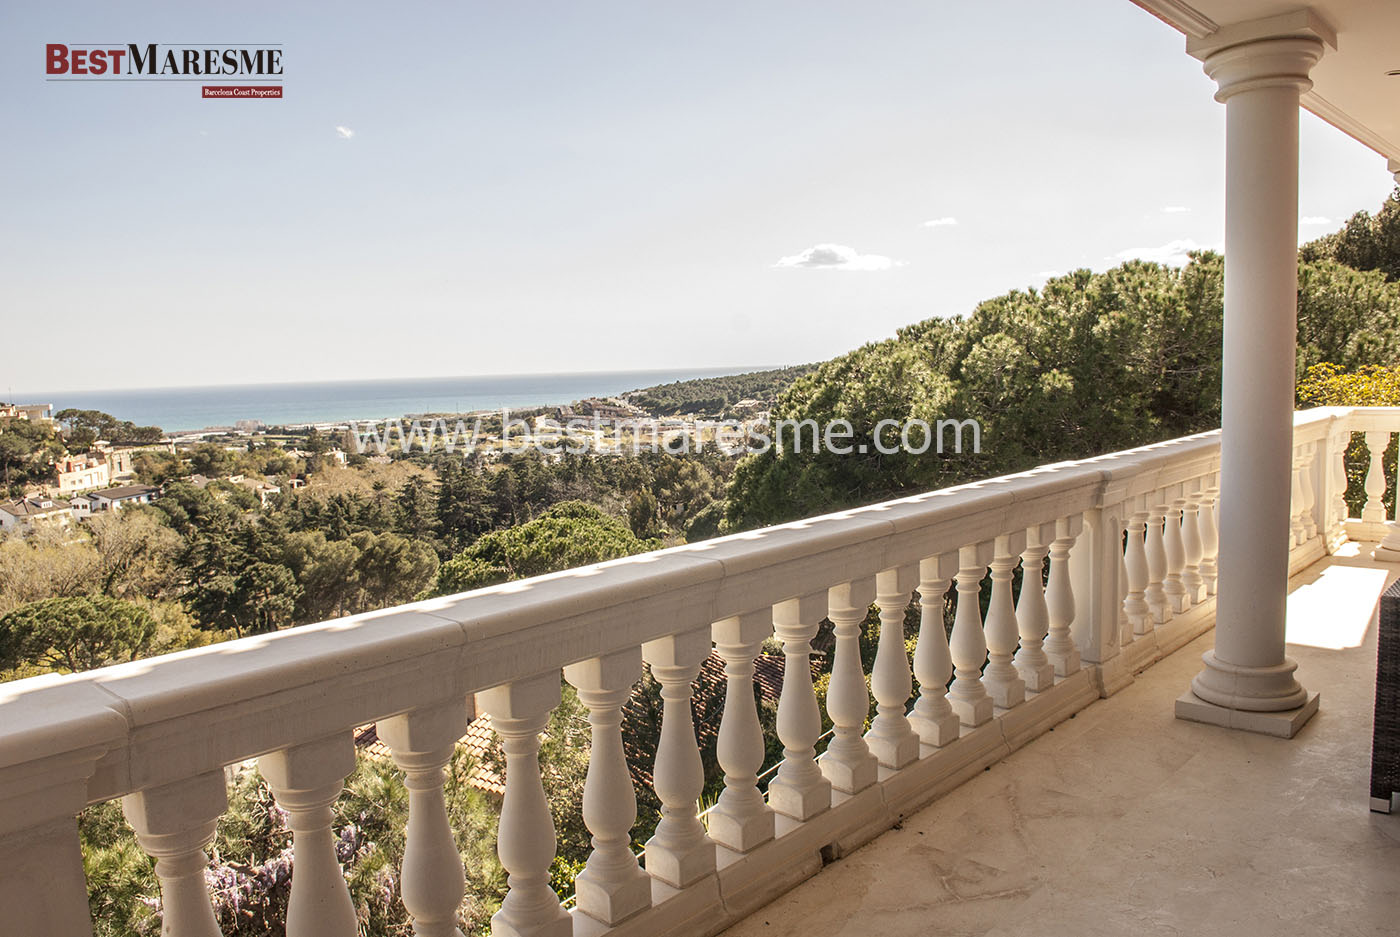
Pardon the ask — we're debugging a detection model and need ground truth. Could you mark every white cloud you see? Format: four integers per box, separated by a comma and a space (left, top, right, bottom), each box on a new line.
1161, 206, 1190, 214
1301, 215, 1332, 225
335, 126, 355, 139
922, 216, 958, 227
773, 243, 903, 271
1113, 238, 1209, 267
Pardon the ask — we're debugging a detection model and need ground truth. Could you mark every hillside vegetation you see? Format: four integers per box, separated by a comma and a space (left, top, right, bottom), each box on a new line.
626, 365, 816, 417
725, 190, 1400, 529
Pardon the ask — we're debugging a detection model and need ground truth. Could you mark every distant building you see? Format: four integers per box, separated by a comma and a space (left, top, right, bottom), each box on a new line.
55, 455, 111, 494
70, 485, 158, 518
0, 495, 71, 534
0, 403, 55, 423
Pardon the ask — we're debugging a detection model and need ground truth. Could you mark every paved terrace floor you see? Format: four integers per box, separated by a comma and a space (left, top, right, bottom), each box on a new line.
722, 544, 1400, 937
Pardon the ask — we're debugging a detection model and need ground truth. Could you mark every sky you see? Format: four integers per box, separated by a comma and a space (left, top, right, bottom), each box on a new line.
2, 1, 1396, 395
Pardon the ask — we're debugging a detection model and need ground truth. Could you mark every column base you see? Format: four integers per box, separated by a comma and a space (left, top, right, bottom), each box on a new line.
1015, 659, 1056, 692
766, 774, 831, 822
643, 833, 716, 889
1188, 649, 1311, 711
705, 802, 774, 854
949, 694, 994, 727
818, 748, 879, 793
908, 708, 961, 747
1048, 647, 1081, 677
574, 864, 653, 926
1372, 542, 1400, 564
862, 728, 921, 770
1175, 689, 1319, 738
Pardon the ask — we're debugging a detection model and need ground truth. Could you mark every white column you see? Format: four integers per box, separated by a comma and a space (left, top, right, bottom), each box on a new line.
948, 543, 994, 726
910, 553, 960, 746
378, 700, 471, 937
1014, 525, 1054, 691
768, 594, 832, 820
121, 772, 227, 937
866, 566, 921, 769
707, 612, 776, 853
259, 734, 360, 937
1180, 26, 1328, 731
563, 649, 651, 926
1328, 428, 1350, 548
642, 628, 715, 888
821, 580, 879, 792
477, 674, 572, 937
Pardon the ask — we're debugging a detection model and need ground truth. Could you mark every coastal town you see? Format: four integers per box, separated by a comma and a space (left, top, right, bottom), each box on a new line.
0, 391, 778, 536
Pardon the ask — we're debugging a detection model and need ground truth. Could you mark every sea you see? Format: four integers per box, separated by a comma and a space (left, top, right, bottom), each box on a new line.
18, 368, 760, 434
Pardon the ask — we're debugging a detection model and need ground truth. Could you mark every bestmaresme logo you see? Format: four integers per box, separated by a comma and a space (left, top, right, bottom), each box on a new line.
45, 44, 284, 99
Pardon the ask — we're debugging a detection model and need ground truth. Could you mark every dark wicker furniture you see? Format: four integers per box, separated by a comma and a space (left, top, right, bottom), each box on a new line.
1373, 576, 1400, 812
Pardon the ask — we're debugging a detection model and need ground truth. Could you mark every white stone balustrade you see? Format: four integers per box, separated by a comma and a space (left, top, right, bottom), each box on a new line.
379, 700, 472, 937
1162, 497, 1189, 613
258, 734, 360, 937
563, 649, 651, 925
769, 593, 832, 819
1014, 524, 1055, 692
948, 542, 995, 726
478, 675, 572, 937
2, 406, 1386, 937
642, 628, 716, 889
822, 580, 879, 792
1362, 431, 1389, 524
121, 772, 228, 937
910, 553, 960, 747
866, 566, 921, 769
983, 534, 1028, 709
1144, 501, 1170, 624
707, 612, 777, 853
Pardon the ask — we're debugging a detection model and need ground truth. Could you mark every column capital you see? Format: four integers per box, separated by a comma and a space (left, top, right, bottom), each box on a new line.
1388, 158, 1400, 184
1188, 10, 1333, 103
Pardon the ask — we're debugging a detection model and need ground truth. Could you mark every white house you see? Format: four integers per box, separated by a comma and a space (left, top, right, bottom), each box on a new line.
0, 496, 71, 535
70, 485, 158, 518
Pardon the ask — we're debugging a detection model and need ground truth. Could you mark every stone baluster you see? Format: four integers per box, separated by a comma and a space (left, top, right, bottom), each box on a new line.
379, 700, 472, 937
707, 613, 776, 853
1363, 431, 1389, 525
563, 649, 651, 925
821, 580, 879, 793
121, 772, 228, 937
768, 594, 832, 820
982, 533, 1027, 709
1289, 447, 1307, 546
1118, 548, 1133, 648
477, 674, 572, 937
1014, 525, 1054, 692
1199, 477, 1220, 595
1328, 430, 1350, 546
910, 553, 960, 747
866, 566, 921, 769
642, 628, 715, 888
1143, 499, 1170, 624
1044, 516, 1082, 675
1299, 443, 1318, 540
948, 542, 994, 726
1181, 485, 1206, 604
1162, 496, 1189, 613
1122, 503, 1151, 636
259, 734, 360, 937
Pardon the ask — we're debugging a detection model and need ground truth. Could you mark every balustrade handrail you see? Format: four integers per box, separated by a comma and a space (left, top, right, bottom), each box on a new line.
3, 408, 1377, 808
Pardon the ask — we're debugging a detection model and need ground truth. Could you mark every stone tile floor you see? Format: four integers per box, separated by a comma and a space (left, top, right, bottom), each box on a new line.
723, 544, 1400, 937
